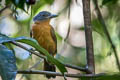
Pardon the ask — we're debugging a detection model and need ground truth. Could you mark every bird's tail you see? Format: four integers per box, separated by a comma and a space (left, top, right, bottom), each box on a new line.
44, 59, 56, 79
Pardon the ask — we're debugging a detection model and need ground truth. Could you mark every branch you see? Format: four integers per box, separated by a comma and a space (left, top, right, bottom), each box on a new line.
59, 0, 71, 54
0, 6, 9, 14
17, 70, 104, 78
93, 0, 120, 71
64, 64, 87, 72
64, 0, 71, 41
11, 41, 46, 59
82, 0, 95, 74
19, 60, 42, 80
10, 41, 87, 72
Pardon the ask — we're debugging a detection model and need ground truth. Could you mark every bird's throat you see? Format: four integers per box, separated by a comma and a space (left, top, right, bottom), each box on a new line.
34, 19, 50, 25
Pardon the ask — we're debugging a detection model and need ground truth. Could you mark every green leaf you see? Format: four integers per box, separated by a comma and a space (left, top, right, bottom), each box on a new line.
55, 54, 72, 64
44, 0, 54, 4
3, 42, 15, 54
5, 0, 11, 5
0, 34, 26, 43
0, 34, 67, 75
11, 0, 27, 11
80, 73, 120, 80
16, 37, 67, 74
0, 44, 17, 80
31, 0, 48, 16
96, 73, 120, 80
79, 27, 85, 30
92, 19, 105, 37
55, 32, 63, 41
102, 0, 118, 5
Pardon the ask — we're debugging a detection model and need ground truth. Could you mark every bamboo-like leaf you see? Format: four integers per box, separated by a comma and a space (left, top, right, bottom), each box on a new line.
0, 34, 67, 75
16, 37, 67, 74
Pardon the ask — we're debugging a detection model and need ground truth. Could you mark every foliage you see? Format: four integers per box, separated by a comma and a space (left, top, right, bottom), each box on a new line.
0, 44, 17, 80
81, 73, 120, 80
102, 0, 118, 6
0, 34, 67, 80
0, 0, 120, 80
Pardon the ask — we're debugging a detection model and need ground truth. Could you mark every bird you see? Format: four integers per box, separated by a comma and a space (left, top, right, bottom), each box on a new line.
31, 11, 57, 79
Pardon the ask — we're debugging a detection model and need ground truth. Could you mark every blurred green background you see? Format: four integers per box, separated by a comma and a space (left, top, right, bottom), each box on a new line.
0, 0, 120, 80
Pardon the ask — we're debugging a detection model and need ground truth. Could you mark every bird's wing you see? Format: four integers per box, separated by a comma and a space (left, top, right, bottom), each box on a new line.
30, 30, 33, 38
50, 26, 57, 53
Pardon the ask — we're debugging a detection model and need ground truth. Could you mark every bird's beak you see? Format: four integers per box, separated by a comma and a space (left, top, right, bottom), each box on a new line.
50, 14, 58, 18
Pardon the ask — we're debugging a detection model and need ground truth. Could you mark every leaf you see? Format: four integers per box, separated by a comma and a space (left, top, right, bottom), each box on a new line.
92, 19, 105, 37
79, 27, 85, 30
5, 0, 11, 5
55, 54, 72, 64
31, 0, 47, 16
55, 32, 63, 41
16, 37, 67, 74
102, 0, 118, 6
0, 44, 17, 80
11, 0, 27, 11
80, 73, 120, 80
3, 43, 15, 53
0, 33, 25, 43
0, 34, 67, 75
95, 73, 120, 80
44, 0, 54, 4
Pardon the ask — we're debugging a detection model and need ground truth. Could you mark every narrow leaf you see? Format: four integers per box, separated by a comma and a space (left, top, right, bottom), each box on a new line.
0, 34, 67, 75
16, 37, 67, 74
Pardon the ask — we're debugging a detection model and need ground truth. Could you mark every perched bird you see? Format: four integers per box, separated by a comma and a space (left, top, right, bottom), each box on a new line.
31, 11, 57, 79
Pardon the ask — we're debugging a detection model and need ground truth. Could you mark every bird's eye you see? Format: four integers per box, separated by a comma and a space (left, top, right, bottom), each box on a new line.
42, 14, 46, 16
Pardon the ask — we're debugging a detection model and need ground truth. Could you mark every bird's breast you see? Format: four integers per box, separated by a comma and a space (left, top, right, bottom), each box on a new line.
32, 23, 56, 55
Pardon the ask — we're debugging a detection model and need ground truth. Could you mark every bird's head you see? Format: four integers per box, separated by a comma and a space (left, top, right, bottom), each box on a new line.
33, 11, 58, 22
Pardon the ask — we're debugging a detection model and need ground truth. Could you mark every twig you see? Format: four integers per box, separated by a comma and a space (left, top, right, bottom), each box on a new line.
10, 41, 87, 72
11, 41, 46, 59
28, 60, 42, 70
64, 0, 71, 41
64, 64, 87, 72
19, 60, 42, 80
82, 0, 95, 74
60, 0, 71, 54
93, 0, 120, 71
0, 6, 9, 13
17, 70, 105, 78
58, 0, 71, 15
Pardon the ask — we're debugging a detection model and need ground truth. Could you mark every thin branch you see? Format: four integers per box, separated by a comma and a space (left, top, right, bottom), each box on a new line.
93, 0, 120, 71
10, 41, 87, 72
19, 60, 42, 80
60, 0, 71, 54
11, 41, 46, 59
17, 70, 104, 78
64, 0, 71, 41
64, 64, 87, 72
82, 0, 95, 74
58, 0, 71, 15
28, 60, 42, 70
0, 6, 9, 14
